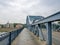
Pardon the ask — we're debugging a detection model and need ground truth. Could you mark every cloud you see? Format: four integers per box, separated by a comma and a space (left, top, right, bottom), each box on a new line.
0, 0, 60, 24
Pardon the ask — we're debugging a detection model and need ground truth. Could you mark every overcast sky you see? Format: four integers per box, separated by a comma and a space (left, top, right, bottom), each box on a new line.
0, 0, 60, 24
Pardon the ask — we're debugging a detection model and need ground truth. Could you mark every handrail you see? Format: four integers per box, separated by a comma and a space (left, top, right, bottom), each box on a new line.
0, 27, 24, 45
32, 12, 60, 25
27, 11, 60, 45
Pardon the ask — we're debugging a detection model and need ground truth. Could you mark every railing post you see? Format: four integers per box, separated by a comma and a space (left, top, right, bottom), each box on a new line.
9, 32, 11, 45
17, 30, 18, 35
46, 22, 52, 45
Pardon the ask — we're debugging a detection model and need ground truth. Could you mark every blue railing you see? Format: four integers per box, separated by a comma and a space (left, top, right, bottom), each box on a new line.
0, 28, 24, 45
26, 12, 60, 45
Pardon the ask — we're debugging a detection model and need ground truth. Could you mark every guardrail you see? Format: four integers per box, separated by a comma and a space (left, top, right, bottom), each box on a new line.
0, 28, 24, 45
27, 12, 60, 45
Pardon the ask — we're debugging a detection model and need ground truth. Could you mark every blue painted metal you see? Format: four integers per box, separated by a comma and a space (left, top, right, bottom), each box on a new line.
34, 25, 38, 35
9, 32, 11, 45
38, 24, 45, 40
26, 12, 60, 45
46, 22, 52, 45
32, 12, 60, 25
33, 25, 36, 35
0, 28, 24, 45
31, 25, 34, 32
35, 25, 39, 37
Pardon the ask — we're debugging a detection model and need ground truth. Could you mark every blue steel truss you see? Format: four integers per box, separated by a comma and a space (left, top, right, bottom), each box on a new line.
26, 12, 60, 45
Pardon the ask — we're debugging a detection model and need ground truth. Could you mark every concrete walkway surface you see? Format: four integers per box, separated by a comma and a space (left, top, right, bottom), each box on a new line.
11, 28, 43, 45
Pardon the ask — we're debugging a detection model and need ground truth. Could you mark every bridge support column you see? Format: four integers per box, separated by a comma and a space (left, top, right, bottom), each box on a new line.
29, 25, 33, 32
31, 26, 33, 33
35, 25, 39, 37
33, 25, 35, 33
46, 22, 52, 45
38, 24, 45, 41
27, 25, 31, 31
34, 25, 37, 35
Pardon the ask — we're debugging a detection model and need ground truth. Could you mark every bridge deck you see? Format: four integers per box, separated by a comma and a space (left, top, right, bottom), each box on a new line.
11, 28, 45, 45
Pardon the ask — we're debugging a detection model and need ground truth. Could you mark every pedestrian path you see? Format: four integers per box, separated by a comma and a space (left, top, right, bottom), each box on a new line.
11, 28, 43, 45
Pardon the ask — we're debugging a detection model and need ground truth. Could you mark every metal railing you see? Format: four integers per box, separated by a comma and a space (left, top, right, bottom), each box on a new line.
0, 28, 24, 45
27, 12, 60, 45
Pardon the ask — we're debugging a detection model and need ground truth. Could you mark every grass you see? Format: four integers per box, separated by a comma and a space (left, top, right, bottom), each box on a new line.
0, 27, 23, 32
0, 28, 17, 32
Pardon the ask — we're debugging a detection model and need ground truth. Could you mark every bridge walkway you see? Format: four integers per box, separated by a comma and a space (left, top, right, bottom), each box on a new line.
11, 28, 45, 45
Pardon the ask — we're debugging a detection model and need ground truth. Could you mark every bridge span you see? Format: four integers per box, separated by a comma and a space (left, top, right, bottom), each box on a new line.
0, 12, 60, 45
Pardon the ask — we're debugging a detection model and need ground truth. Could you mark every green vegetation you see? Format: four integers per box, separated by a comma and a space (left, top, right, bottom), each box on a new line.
0, 23, 24, 32
0, 28, 17, 32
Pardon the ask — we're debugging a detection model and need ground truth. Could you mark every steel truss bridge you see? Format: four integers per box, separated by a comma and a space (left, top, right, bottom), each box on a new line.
26, 12, 60, 45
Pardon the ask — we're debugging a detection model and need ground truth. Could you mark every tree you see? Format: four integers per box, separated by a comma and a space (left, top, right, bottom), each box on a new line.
57, 21, 60, 24
13, 23, 17, 28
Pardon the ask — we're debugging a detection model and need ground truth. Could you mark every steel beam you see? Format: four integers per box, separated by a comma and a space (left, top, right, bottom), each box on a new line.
32, 12, 60, 25
46, 22, 52, 45
33, 25, 36, 34
31, 25, 35, 33
35, 25, 39, 37
38, 24, 45, 41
